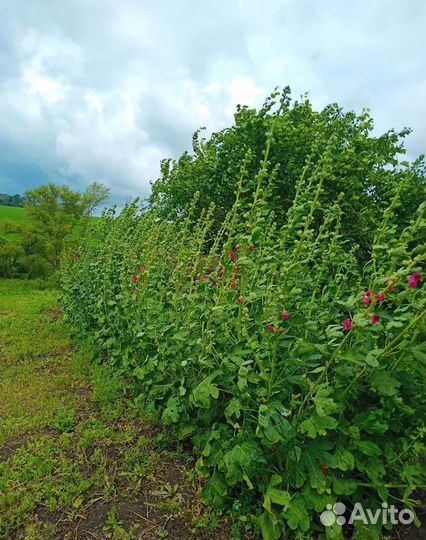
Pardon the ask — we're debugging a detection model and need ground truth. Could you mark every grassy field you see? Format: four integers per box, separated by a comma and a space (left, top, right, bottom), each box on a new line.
0, 205, 97, 243
0, 279, 229, 540
0, 206, 28, 241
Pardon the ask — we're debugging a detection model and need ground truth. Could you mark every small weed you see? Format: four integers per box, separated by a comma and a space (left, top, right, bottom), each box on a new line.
52, 407, 75, 433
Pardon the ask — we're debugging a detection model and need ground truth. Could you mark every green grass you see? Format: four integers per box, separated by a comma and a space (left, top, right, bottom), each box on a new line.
0, 206, 28, 241
0, 279, 89, 444
0, 278, 229, 540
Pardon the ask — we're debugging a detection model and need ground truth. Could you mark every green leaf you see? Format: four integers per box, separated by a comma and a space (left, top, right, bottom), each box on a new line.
365, 349, 383, 367
333, 445, 355, 471
355, 440, 382, 457
370, 371, 400, 396
257, 510, 281, 540
299, 413, 337, 438
314, 387, 338, 417
333, 476, 357, 495
264, 487, 291, 512
283, 495, 310, 531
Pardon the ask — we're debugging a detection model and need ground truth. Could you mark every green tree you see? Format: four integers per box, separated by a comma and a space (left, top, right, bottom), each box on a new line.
150, 88, 424, 260
24, 182, 109, 269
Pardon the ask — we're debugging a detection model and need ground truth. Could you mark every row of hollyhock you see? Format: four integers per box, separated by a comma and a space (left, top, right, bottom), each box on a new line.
62, 153, 425, 539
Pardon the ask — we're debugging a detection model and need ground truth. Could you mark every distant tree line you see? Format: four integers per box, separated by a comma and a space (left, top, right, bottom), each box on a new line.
0, 193, 25, 207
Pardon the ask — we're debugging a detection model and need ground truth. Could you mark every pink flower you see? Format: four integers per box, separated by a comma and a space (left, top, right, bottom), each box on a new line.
230, 250, 237, 263
266, 325, 276, 333
371, 314, 381, 325
408, 272, 421, 289
237, 295, 244, 305
343, 319, 353, 332
131, 275, 139, 283
281, 311, 289, 320
366, 289, 374, 297
362, 295, 371, 306
376, 293, 386, 302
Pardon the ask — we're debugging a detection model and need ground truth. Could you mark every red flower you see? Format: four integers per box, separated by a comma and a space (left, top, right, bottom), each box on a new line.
408, 272, 421, 289
343, 319, 353, 332
131, 275, 139, 283
237, 295, 244, 305
266, 325, 276, 333
362, 295, 371, 306
231, 278, 237, 290
235, 243, 241, 251
281, 311, 289, 320
235, 265, 241, 275
230, 250, 237, 263
249, 243, 254, 252
371, 314, 381, 325
376, 293, 386, 302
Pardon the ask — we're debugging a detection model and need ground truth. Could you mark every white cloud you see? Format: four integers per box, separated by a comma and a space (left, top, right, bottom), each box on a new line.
0, 0, 424, 200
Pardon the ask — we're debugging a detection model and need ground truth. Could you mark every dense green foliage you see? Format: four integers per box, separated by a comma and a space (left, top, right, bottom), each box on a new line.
0, 193, 24, 207
150, 88, 424, 261
62, 98, 425, 540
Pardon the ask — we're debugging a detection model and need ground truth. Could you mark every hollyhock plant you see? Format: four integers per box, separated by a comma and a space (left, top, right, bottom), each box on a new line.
376, 293, 386, 302
230, 250, 237, 263
343, 319, 353, 332
371, 314, 381, 325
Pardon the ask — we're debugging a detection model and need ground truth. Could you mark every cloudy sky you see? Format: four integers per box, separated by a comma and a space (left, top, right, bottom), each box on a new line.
0, 0, 424, 205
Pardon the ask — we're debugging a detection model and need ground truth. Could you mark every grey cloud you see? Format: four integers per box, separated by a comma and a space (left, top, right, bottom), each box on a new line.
0, 0, 424, 200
